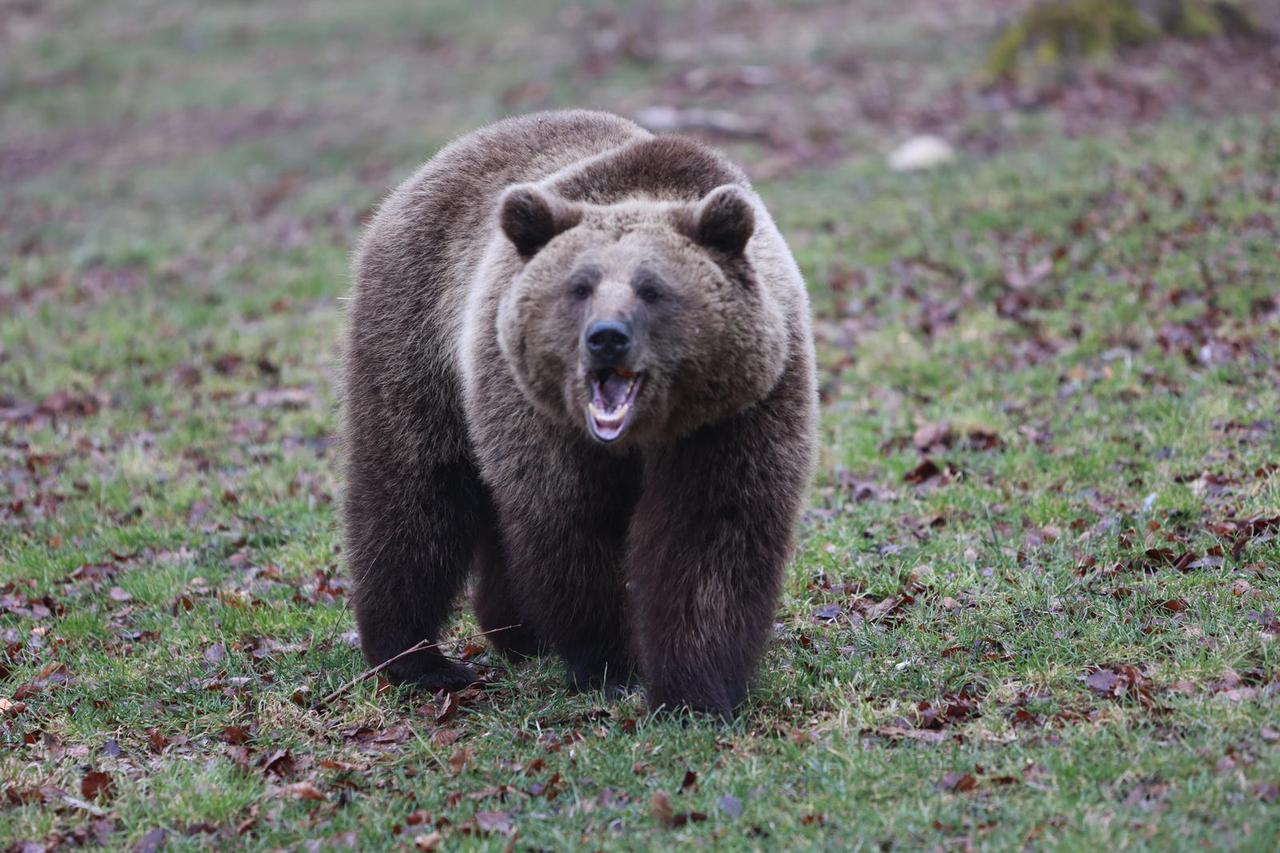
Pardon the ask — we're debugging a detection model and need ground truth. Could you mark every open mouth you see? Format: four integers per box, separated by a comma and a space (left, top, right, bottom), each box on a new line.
586, 368, 643, 442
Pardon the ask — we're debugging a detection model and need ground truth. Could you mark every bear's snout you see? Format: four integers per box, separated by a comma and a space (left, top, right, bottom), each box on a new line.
584, 319, 632, 368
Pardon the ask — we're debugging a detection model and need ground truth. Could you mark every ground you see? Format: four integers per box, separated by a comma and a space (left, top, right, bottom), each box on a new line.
2, 1, 1279, 849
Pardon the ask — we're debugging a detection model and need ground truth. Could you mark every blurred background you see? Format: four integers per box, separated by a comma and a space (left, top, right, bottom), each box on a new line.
4, 0, 1278, 415
5, 0, 1279, 264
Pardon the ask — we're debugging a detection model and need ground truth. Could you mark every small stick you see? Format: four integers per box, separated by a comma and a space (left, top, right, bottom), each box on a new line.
315, 624, 520, 709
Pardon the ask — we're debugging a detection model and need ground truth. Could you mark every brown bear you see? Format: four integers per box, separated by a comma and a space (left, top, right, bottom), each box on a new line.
342, 109, 817, 719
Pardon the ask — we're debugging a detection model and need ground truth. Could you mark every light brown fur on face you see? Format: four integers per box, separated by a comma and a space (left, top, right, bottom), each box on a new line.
489, 198, 788, 447
343, 110, 817, 717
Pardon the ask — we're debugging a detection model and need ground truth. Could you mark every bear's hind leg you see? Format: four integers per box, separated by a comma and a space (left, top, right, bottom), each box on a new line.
346, 458, 487, 692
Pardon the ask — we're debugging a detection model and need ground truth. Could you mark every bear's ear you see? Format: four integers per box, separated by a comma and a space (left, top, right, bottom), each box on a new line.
683, 185, 755, 257
498, 185, 581, 258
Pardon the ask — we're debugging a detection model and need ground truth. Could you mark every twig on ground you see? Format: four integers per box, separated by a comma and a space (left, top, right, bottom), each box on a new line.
314, 625, 520, 709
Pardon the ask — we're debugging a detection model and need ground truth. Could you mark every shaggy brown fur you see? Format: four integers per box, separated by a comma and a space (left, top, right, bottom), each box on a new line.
343, 110, 817, 718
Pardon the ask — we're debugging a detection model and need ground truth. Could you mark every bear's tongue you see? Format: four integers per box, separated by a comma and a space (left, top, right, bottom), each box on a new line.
587, 369, 642, 443
592, 370, 631, 412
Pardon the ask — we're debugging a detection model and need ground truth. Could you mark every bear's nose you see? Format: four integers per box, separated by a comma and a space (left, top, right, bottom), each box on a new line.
585, 320, 632, 366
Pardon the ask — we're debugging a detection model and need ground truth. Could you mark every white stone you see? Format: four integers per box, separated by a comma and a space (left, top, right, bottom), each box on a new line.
888, 135, 955, 172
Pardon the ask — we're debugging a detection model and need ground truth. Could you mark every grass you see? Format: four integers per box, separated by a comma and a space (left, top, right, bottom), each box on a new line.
3, 1, 1279, 849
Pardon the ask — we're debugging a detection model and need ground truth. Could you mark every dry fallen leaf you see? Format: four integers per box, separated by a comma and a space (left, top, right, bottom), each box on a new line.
650, 790, 674, 827
718, 794, 743, 818
473, 810, 514, 835
80, 769, 113, 802
414, 831, 442, 851
449, 747, 473, 776
939, 771, 977, 793
133, 827, 168, 853
912, 420, 953, 452
280, 781, 325, 801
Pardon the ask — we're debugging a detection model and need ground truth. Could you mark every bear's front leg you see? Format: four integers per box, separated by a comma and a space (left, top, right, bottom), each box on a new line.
480, 431, 643, 692
627, 381, 815, 719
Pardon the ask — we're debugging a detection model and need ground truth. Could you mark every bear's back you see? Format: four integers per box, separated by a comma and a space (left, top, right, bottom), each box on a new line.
549, 135, 749, 205
358, 110, 652, 292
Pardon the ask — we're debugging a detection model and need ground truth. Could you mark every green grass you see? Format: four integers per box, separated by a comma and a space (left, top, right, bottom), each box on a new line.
3, 1, 1279, 849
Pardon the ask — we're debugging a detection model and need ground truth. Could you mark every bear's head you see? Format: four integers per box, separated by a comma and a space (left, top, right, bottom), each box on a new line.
493, 183, 788, 447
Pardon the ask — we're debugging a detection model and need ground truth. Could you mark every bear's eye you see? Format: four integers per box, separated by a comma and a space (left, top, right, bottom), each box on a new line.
566, 267, 600, 302
633, 270, 666, 305
637, 284, 663, 304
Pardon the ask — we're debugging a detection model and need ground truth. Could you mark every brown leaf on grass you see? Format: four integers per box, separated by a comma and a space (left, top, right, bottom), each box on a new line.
133, 827, 168, 853
904, 458, 941, 484
672, 811, 708, 827
718, 794, 744, 818
650, 789, 710, 829
1084, 665, 1157, 707
108, 586, 133, 603
680, 769, 697, 791
413, 832, 443, 851
212, 353, 244, 375
252, 387, 314, 410
939, 771, 977, 793
1246, 610, 1280, 635
80, 769, 113, 801
280, 781, 325, 801
472, 811, 514, 835
963, 428, 1005, 451
146, 729, 169, 753
914, 689, 982, 731
1122, 779, 1170, 810
904, 457, 958, 487
1084, 669, 1121, 692
435, 692, 457, 724
650, 789, 674, 826
1011, 707, 1042, 727
203, 643, 226, 664
12, 683, 41, 701
221, 726, 251, 745
1253, 783, 1280, 803
39, 390, 104, 419
44, 732, 65, 761
861, 595, 907, 623
1210, 514, 1280, 560
5, 785, 46, 806
449, 747, 473, 776
811, 603, 842, 623
834, 470, 897, 503
1004, 257, 1053, 290
527, 772, 561, 799
876, 725, 947, 744
912, 421, 953, 453
261, 749, 295, 778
